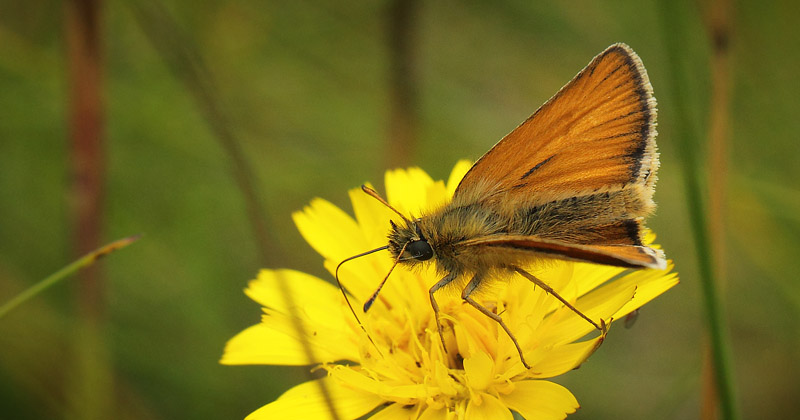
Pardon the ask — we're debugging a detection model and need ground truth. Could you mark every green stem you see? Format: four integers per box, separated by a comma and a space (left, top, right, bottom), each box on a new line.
126, 0, 276, 267
126, 3, 340, 419
385, 0, 421, 169
0, 235, 140, 320
657, 1, 740, 419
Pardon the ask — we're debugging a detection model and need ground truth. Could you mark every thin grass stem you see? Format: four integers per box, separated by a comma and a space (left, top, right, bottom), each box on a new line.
0, 235, 141, 320
126, 2, 340, 418
657, 1, 740, 419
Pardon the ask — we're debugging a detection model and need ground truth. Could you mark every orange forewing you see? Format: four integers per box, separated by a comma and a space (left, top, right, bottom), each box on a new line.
454, 43, 657, 203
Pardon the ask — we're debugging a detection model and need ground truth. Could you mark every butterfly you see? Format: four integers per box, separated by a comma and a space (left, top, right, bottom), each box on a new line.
338, 43, 666, 369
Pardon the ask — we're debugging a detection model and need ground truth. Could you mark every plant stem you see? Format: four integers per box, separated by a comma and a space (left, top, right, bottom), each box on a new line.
386, 0, 421, 168
703, 1, 733, 418
657, 1, 740, 419
127, 0, 275, 266
64, 1, 109, 418
0, 235, 140, 320
126, 3, 340, 419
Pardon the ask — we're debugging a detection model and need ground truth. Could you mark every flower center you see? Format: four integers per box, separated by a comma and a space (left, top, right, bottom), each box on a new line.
352, 295, 501, 410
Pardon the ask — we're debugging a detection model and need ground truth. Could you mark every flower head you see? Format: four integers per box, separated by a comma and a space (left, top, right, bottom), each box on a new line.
221, 162, 678, 420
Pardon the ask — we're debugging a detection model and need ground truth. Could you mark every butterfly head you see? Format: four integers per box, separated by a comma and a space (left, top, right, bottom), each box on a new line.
389, 219, 434, 263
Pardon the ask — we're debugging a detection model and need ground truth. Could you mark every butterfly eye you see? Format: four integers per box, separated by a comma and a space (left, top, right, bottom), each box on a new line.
406, 240, 433, 261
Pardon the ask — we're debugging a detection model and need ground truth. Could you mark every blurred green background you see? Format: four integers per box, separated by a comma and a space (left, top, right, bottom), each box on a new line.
1, 0, 798, 419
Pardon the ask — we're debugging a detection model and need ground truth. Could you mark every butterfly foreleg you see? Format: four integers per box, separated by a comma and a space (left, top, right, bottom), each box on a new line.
461, 272, 532, 369
429, 272, 458, 357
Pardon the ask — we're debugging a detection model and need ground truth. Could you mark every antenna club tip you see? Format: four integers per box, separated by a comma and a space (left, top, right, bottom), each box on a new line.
363, 299, 374, 313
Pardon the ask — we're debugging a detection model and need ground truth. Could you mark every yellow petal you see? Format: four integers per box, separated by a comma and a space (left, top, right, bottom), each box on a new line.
385, 167, 435, 216
220, 320, 354, 366
464, 351, 494, 392
242, 269, 364, 363
220, 323, 315, 365
245, 269, 346, 326
536, 262, 577, 300
432, 360, 460, 396
349, 183, 398, 247
529, 335, 604, 378
424, 180, 449, 212
516, 262, 579, 317
536, 284, 636, 346
569, 263, 678, 330
464, 393, 513, 420
419, 405, 450, 420
292, 198, 365, 263
245, 377, 382, 420
446, 160, 472, 197
611, 263, 679, 319
371, 403, 420, 420
322, 256, 430, 327
643, 229, 657, 245
571, 263, 626, 296
453, 317, 480, 361
499, 380, 579, 420
329, 365, 426, 402
322, 254, 387, 303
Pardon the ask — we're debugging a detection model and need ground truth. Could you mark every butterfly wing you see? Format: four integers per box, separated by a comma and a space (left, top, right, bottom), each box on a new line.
448, 43, 664, 267
460, 235, 667, 270
454, 43, 658, 206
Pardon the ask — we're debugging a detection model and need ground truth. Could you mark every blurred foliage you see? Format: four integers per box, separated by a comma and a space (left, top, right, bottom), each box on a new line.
0, 0, 798, 419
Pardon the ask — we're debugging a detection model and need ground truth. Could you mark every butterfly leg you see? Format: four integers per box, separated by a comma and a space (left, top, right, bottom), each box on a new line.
513, 266, 607, 332
462, 273, 532, 369
429, 272, 458, 357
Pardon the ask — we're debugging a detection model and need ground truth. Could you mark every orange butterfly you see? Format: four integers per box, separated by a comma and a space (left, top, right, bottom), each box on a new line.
339, 43, 666, 369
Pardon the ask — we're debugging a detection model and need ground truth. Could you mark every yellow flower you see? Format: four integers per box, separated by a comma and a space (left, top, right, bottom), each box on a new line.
221, 162, 678, 420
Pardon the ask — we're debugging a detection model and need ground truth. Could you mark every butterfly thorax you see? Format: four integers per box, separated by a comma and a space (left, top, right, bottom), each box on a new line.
389, 202, 521, 276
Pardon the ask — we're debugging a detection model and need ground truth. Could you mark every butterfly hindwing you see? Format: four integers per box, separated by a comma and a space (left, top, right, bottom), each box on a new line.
460, 234, 666, 270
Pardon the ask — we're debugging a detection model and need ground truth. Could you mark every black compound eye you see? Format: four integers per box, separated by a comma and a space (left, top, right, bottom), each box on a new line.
406, 240, 433, 261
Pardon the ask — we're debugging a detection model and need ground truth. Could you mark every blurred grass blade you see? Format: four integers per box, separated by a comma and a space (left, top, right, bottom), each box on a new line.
385, 0, 421, 168
657, 0, 740, 419
125, 2, 340, 419
703, 0, 733, 418
125, 0, 275, 266
0, 235, 141, 319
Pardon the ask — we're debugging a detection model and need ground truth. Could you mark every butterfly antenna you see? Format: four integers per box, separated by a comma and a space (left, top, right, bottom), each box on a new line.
363, 241, 408, 312
361, 185, 412, 225
335, 245, 389, 354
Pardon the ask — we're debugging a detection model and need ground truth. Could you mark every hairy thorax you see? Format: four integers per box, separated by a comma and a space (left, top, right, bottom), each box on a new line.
389, 202, 523, 277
